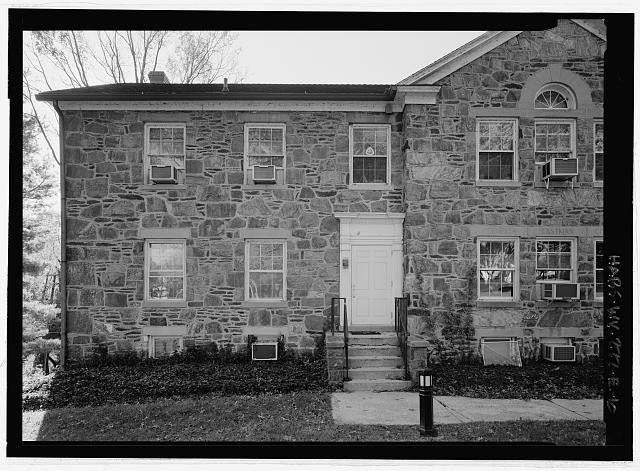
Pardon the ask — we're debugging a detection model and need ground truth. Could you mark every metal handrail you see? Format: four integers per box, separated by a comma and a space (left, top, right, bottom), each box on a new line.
395, 297, 410, 380
331, 297, 350, 381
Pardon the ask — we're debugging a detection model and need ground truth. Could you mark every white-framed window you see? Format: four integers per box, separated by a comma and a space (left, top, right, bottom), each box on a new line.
535, 238, 577, 283
534, 83, 576, 110
594, 239, 604, 301
144, 123, 186, 184
477, 237, 519, 301
594, 120, 604, 183
476, 119, 518, 181
244, 123, 286, 184
534, 120, 576, 163
149, 336, 183, 358
144, 239, 186, 301
349, 124, 391, 186
245, 240, 287, 301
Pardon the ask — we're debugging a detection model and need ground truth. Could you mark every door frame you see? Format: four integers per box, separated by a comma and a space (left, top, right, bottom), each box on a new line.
335, 212, 404, 326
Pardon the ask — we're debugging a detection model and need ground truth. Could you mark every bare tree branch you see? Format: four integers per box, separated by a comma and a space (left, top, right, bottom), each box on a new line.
23, 71, 60, 166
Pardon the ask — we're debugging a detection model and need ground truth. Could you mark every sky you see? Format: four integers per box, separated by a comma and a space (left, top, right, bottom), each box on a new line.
235, 31, 484, 84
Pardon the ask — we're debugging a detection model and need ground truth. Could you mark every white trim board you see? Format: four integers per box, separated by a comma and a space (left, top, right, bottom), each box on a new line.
56, 88, 440, 112
57, 100, 401, 112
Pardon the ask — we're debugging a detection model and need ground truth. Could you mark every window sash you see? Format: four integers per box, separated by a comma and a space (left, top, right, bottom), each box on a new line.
145, 239, 186, 301
595, 240, 604, 300
594, 121, 604, 182
150, 336, 183, 358
144, 123, 186, 184
535, 238, 576, 283
245, 240, 286, 301
534, 121, 575, 162
476, 119, 517, 181
477, 238, 518, 300
245, 124, 286, 167
350, 124, 391, 185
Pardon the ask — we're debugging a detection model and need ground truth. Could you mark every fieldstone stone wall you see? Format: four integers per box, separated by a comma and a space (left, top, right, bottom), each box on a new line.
63, 109, 403, 358
61, 19, 604, 365
403, 19, 605, 361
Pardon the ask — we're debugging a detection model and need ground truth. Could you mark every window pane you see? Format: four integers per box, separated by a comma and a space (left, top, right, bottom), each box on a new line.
249, 272, 283, 299
376, 143, 387, 155
595, 154, 604, 181
154, 337, 180, 358
148, 276, 184, 300
594, 123, 604, 152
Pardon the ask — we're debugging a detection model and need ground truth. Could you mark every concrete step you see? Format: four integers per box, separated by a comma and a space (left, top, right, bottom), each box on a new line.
348, 355, 403, 368
348, 367, 406, 380
347, 334, 399, 347
348, 345, 401, 357
343, 379, 413, 392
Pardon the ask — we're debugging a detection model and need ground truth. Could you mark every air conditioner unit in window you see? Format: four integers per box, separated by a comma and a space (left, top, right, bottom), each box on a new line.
150, 165, 178, 183
542, 343, 576, 362
252, 342, 278, 361
542, 158, 579, 181
252, 165, 276, 183
541, 282, 580, 300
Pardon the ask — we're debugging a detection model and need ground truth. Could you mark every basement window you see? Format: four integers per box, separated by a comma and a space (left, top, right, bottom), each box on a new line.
480, 337, 522, 367
149, 336, 183, 358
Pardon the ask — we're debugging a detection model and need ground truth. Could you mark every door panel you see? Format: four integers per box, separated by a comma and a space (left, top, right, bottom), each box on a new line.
351, 245, 392, 325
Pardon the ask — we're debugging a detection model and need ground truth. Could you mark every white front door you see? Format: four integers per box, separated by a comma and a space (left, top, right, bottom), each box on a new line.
351, 244, 393, 325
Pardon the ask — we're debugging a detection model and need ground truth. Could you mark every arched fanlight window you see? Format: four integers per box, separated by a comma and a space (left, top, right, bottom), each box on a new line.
534, 83, 576, 110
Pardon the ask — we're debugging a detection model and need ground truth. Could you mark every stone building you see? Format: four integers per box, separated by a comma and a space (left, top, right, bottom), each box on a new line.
37, 19, 605, 382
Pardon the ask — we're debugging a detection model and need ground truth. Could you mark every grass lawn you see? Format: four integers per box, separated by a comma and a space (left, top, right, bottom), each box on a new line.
23, 391, 604, 444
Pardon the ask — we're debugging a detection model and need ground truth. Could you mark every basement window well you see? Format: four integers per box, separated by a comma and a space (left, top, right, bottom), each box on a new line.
480, 337, 522, 367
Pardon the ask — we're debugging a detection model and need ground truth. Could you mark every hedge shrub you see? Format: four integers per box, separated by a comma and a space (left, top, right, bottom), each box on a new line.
23, 344, 332, 410
428, 357, 603, 400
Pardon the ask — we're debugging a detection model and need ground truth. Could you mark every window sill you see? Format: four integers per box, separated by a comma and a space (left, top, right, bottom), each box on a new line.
534, 299, 580, 306
141, 301, 188, 308
475, 180, 521, 188
141, 184, 187, 190
240, 301, 288, 309
593, 181, 603, 188
476, 300, 521, 308
348, 184, 393, 191
533, 181, 581, 189
241, 184, 289, 190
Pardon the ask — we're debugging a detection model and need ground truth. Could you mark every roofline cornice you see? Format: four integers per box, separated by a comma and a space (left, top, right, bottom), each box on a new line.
54, 85, 441, 112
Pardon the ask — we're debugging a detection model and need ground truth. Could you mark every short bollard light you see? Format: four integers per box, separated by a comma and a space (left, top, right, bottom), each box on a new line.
419, 368, 437, 437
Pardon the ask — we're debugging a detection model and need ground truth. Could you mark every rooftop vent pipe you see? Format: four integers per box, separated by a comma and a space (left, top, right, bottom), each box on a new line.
222, 78, 229, 92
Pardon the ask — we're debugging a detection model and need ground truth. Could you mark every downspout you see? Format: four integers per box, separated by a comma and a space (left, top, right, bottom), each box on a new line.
52, 100, 67, 369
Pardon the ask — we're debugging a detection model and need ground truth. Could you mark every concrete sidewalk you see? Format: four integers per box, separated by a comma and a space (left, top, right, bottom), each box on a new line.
331, 392, 602, 425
